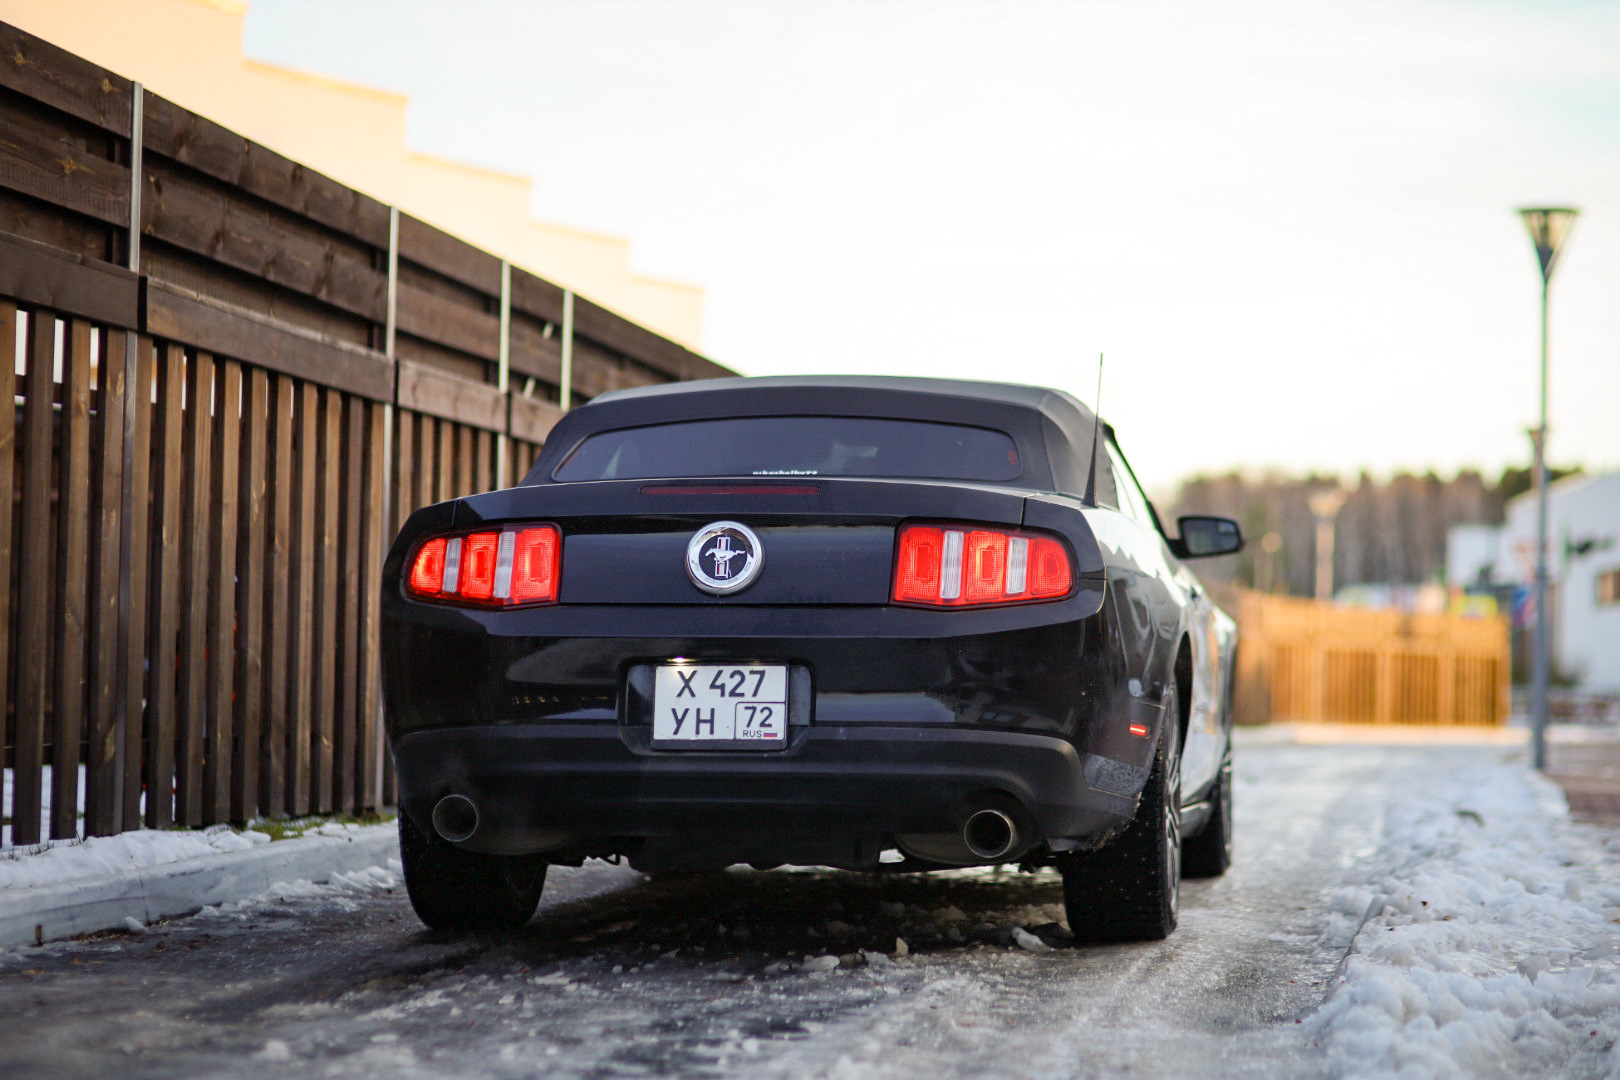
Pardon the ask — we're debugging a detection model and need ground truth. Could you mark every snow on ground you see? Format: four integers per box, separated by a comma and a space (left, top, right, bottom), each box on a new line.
186, 860, 406, 922
3, 764, 382, 891
0, 821, 386, 889
5, 732, 1620, 1079
1, 824, 272, 886
1302, 743, 1620, 1080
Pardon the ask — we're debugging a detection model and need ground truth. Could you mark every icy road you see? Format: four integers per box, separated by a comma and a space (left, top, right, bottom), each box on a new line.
3, 735, 1620, 1080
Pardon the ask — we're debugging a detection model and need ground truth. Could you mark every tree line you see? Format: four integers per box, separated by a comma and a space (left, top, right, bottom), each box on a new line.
1160, 465, 1582, 600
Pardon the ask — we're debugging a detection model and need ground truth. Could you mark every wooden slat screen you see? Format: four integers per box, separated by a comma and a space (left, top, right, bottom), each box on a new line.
0, 20, 732, 843
1234, 592, 1511, 727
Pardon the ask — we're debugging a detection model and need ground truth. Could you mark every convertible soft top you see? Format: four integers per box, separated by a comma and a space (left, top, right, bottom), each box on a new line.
524, 375, 1109, 498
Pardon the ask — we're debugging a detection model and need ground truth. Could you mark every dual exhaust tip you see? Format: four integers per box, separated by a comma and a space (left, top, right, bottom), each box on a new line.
961, 807, 1021, 861
896, 806, 1025, 866
432, 793, 479, 843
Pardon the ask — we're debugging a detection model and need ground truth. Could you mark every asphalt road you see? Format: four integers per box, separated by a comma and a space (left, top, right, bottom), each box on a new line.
0, 742, 1495, 1080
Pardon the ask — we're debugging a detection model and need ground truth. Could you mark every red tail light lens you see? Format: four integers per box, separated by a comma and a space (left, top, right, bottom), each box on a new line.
408, 537, 447, 596
892, 523, 1072, 608
893, 526, 945, 602
961, 530, 1009, 604
458, 533, 500, 601
405, 523, 561, 607
509, 527, 560, 602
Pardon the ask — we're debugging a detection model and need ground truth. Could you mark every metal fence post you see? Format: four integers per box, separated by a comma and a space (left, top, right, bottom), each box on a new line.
497, 260, 511, 483
560, 289, 574, 411
373, 207, 400, 811
113, 81, 145, 828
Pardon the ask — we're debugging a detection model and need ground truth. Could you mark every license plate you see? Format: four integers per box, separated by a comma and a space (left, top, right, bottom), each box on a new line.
652, 664, 788, 748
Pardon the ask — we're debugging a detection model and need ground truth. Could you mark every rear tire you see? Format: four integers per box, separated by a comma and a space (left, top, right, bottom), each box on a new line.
1060, 685, 1182, 942
1182, 749, 1233, 878
399, 814, 546, 932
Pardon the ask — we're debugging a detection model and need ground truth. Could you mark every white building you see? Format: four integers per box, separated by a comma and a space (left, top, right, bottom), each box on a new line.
1451, 472, 1620, 693
2, 0, 706, 351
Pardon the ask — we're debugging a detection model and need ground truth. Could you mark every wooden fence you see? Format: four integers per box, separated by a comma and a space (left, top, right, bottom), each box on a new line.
1234, 592, 1511, 726
0, 21, 730, 845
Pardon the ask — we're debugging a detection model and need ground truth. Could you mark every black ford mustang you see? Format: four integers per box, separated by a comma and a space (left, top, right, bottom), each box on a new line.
381, 375, 1242, 941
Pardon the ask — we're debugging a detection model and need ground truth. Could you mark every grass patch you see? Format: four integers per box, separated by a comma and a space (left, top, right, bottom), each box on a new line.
245, 811, 395, 842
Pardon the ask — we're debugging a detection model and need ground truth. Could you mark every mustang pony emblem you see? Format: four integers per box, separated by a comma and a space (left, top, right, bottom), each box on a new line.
704, 536, 743, 578
687, 521, 763, 594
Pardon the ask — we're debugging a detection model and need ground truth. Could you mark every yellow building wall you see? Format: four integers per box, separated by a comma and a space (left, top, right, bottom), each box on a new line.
0, 0, 705, 351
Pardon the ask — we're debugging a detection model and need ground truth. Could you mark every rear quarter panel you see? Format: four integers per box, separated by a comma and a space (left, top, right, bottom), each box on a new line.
1055, 499, 1227, 797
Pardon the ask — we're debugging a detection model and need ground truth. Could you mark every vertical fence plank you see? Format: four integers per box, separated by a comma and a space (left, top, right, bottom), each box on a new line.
310, 388, 341, 813
435, 420, 454, 503
473, 428, 491, 495
337, 396, 364, 812
86, 327, 128, 836
359, 400, 387, 812
146, 343, 185, 829
425, 415, 441, 511
233, 365, 269, 822
1374, 650, 1394, 725
51, 319, 93, 839
510, 438, 539, 488
525, 439, 542, 483
176, 351, 214, 826
121, 337, 154, 828
14, 313, 57, 846
419, 416, 438, 513
286, 381, 319, 815
0, 302, 16, 830
1438, 650, 1457, 725
261, 374, 295, 819
399, 411, 415, 517
421, 420, 440, 508
454, 424, 473, 501
393, 409, 415, 532
205, 358, 241, 821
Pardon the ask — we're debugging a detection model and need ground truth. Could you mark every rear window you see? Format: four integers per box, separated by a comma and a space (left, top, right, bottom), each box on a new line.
552, 416, 1022, 482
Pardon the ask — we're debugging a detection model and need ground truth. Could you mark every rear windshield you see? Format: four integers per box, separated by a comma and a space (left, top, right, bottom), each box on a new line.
552, 416, 1022, 482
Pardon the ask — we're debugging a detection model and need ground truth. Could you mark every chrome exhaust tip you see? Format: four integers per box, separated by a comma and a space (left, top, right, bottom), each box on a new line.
431, 794, 479, 843
962, 808, 1019, 861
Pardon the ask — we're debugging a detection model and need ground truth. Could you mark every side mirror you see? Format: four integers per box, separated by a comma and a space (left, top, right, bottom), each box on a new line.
1175, 515, 1244, 558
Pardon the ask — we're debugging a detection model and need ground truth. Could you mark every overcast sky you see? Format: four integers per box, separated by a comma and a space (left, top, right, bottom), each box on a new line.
242, 0, 1620, 491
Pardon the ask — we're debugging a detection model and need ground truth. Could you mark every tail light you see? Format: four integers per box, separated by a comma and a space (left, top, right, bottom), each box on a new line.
893, 523, 1072, 607
405, 523, 561, 607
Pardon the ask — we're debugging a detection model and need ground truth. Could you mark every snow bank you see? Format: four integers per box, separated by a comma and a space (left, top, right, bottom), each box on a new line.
0, 822, 397, 947
0, 827, 272, 888
1309, 755, 1620, 1080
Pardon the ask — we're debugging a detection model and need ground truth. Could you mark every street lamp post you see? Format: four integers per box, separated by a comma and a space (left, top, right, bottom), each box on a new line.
1518, 206, 1578, 772
1307, 488, 1347, 603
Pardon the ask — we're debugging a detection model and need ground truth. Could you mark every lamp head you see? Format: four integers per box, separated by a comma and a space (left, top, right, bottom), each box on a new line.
1518, 207, 1579, 283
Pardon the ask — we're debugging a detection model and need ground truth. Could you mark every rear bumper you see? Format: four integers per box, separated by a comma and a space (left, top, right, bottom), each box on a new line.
392, 722, 1139, 856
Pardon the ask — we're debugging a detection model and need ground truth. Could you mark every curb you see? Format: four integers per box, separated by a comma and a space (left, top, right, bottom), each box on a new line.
0, 825, 399, 949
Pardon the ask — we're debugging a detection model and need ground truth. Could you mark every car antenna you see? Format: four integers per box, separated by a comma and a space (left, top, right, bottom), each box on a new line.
1082, 353, 1104, 508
